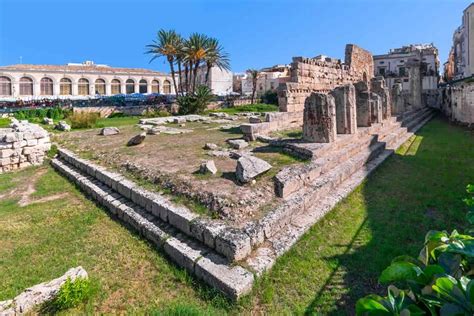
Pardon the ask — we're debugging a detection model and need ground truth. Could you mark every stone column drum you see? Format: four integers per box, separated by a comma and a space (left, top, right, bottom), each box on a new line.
303, 93, 337, 143
369, 93, 383, 124
330, 84, 357, 134
371, 77, 391, 120
354, 81, 371, 127
391, 82, 405, 115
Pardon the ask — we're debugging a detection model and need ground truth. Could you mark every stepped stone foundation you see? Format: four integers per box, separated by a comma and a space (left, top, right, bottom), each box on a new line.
303, 93, 337, 143
0, 120, 50, 173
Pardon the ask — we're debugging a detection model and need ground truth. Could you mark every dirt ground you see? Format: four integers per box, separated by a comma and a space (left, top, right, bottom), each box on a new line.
53, 119, 304, 224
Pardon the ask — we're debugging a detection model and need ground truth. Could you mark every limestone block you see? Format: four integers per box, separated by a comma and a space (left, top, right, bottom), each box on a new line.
355, 89, 371, 127
370, 93, 383, 124
164, 235, 208, 273
215, 228, 252, 261
167, 205, 199, 236
330, 84, 357, 134
115, 179, 137, 200
303, 93, 337, 143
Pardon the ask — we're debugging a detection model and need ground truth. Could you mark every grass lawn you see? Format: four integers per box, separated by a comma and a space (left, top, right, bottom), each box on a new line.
0, 117, 11, 127
1, 116, 473, 314
207, 103, 278, 115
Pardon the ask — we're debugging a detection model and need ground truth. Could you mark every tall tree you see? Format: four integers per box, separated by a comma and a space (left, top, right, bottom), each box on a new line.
146, 29, 180, 96
247, 69, 259, 104
204, 37, 230, 85
184, 33, 209, 93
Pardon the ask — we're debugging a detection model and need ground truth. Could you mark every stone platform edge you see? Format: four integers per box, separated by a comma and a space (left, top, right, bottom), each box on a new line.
51, 157, 254, 300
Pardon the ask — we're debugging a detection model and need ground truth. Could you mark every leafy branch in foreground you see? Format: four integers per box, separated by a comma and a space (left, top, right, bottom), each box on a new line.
356, 185, 474, 315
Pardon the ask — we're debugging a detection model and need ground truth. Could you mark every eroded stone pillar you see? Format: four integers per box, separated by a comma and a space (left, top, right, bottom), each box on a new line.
371, 77, 391, 120
330, 84, 357, 134
370, 93, 383, 123
406, 59, 423, 109
391, 82, 405, 115
303, 93, 336, 143
354, 81, 371, 127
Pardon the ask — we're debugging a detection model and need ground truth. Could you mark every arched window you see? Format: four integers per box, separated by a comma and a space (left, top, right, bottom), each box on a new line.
163, 80, 171, 94
60, 78, 72, 95
19, 77, 33, 95
151, 80, 160, 93
111, 79, 121, 94
139, 79, 147, 93
126, 79, 135, 94
0, 76, 12, 96
40, 77, 54, 95
78, 78, 90, 95
95, 78, 106, 95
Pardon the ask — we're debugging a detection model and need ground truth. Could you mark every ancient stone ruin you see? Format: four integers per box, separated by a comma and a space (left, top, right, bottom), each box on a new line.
0, 120, 51, 173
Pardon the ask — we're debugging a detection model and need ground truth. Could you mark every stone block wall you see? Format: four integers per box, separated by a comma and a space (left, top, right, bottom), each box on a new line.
440, 81, 474, 124
278, 44, 374, 112
0, 120, 51, 173
240, 111, 303, 140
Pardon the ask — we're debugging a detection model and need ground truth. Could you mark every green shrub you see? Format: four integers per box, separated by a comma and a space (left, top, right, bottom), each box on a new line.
50, 277, 92, 311
143, 108, 171, 118
261, 90, 278, 105
356, 185, 474, 315
177, 85, 214, 115
47, 144, 58, 158
69, 112, 99, 129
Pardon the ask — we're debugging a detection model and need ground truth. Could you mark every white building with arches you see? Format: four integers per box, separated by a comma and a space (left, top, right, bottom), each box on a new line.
0, 60, 176, 100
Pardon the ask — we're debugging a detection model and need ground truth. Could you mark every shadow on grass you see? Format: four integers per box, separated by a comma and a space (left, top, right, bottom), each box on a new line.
303, 116, 473, 315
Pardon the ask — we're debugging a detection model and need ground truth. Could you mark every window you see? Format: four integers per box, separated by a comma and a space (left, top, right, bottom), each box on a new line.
95, 79, 106, 95
19, 77, 33, 95
163, 80, 171, 94
60, 78, 72, 95
78, 78, 90, 95
0, 76, 12, 95
399, 59, 405, 63
111, 79, 121, 94
151, 80, 160, 93
399, 67, 406, 77
403, 78, 409, 82
40, 77, 54, 95
378, 67, 386, 76
139, 79, 147, 93
126, 79, 135, 94
379, 61, 385, 64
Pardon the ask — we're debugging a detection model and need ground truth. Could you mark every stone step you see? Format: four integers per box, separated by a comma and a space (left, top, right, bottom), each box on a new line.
51, 158, 254, 300
274, 108, 435, 198
244, 109, 436, 275
56, 149, 252, 263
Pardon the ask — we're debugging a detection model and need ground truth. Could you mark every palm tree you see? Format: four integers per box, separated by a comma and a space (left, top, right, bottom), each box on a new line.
247, 69, 259, 104
146, 29, 180, 96
183, 33, 209, 93
204, 37, 230, 85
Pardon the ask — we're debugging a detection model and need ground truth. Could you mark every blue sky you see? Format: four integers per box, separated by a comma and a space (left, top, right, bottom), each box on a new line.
0, 0, 470, 73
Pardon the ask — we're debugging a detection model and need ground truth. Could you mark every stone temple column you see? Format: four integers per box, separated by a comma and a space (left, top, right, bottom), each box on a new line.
371, 77, 391, 119
330, 84, 357, 134
354, 81, 371, 127
303, 93, 337, 143
369, 93, 383, 123
406, 59, 423, 109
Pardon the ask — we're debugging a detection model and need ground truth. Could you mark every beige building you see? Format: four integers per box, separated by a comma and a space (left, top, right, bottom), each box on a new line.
373, 44, 440, 91
242, 64, 290, 96
445, 3, 474, 81
178, 65, 233, 96
0, 60, 176, 100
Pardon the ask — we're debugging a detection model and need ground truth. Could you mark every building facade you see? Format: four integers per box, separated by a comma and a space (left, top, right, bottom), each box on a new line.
0, 61, 176, 100
444, 3, 474, 81
373, 44, 440, 91
241, 64, 290, 96
179, 65, 233, 96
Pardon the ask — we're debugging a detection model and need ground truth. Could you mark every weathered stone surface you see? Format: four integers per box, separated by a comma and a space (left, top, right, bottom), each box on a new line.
249, 116, 262, 124
371, 77, 391, 120
391, 82, 405, 115
330, 84, 357, 134
0, 267, 88, 315
209, 112, 229, 118
199, 160, 217, 175
370, 93, 383, 123
303, 93, 337, 143
227, 139, 248, 149
203, 143, 218, 150
355, 81, 371, 127
100, 127, 120, 136
236, 155, 272, 183
42, 117, 54, 125
127, 132, 146, 146
55, 121, 71, 131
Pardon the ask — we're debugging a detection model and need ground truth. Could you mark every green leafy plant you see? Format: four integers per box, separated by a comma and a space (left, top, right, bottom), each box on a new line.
261, 90, 278, 105
177, 85, 214, 114
50, 277, 92, 310
356, 185, 474, 315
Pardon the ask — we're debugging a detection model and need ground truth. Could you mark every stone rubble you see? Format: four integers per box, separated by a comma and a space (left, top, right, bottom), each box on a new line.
55, 121, 71, 131
127, 132, 146, 146
227, 139, 249, 149
0, 120, 51, 173
236, 155, 272, 183
199, 160, 218, 175
42, 117, 54, 125
204, 143, 218, 150
0, 267, 88, 316
100, 127, 120, 136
